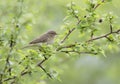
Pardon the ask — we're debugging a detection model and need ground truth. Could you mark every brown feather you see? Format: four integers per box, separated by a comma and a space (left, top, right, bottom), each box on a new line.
29, 33, 48, 44
29, 30, 57, 44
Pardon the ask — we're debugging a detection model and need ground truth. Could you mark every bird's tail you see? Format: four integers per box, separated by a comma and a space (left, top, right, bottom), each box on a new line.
21, 45, 30, 49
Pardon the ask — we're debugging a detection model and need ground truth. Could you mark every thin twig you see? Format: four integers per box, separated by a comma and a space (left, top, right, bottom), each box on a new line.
18, 55, 28, 64
87, 29, 120, 42
61, 0, 104, 44
39, 65, 52, 79
37, 58, 47, 66
71, 2, 80, 22
61, 28, 76, 43
93, 0, 105, 10
61, 50, 97, 55
4, 76, 16, 82
2, 0, 24, 81
60, 2, 82, 44
56, 43, 78, 51
3, 44, 13, 76
57, 28, 120, 51
4, 66, 31, 82
37, 55, 52, 79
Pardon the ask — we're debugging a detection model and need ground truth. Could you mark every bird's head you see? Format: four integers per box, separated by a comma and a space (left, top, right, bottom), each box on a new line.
47, 30, 57, 36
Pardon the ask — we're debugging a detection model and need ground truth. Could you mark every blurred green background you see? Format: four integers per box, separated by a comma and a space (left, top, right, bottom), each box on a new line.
0, 0, 120, 84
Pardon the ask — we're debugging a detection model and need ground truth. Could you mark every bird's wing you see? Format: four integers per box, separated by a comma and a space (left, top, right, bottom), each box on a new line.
29, 34, 48, 44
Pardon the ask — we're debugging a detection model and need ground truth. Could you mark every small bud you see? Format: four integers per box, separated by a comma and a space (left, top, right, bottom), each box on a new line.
74, 10, 78, 14
99, 19, 103, 23
84, 15, 87, 18
71, 2, 75, 6
66, 3, 71, 9
16, 24, 19, 28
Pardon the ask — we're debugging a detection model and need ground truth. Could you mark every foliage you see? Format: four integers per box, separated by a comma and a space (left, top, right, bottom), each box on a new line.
0, 0, 120, 84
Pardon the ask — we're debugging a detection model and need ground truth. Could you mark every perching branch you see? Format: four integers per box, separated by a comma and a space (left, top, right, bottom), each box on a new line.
57, 27, 120, 52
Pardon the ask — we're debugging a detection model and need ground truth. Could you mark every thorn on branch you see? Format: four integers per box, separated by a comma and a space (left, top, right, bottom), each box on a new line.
105, 36, 113, 42
9, 34, 16, 48
109, 20, 113, 33
91, 32, 94, 39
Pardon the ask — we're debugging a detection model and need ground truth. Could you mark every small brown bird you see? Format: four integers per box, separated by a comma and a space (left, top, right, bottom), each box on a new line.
22, 30, 57, 49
